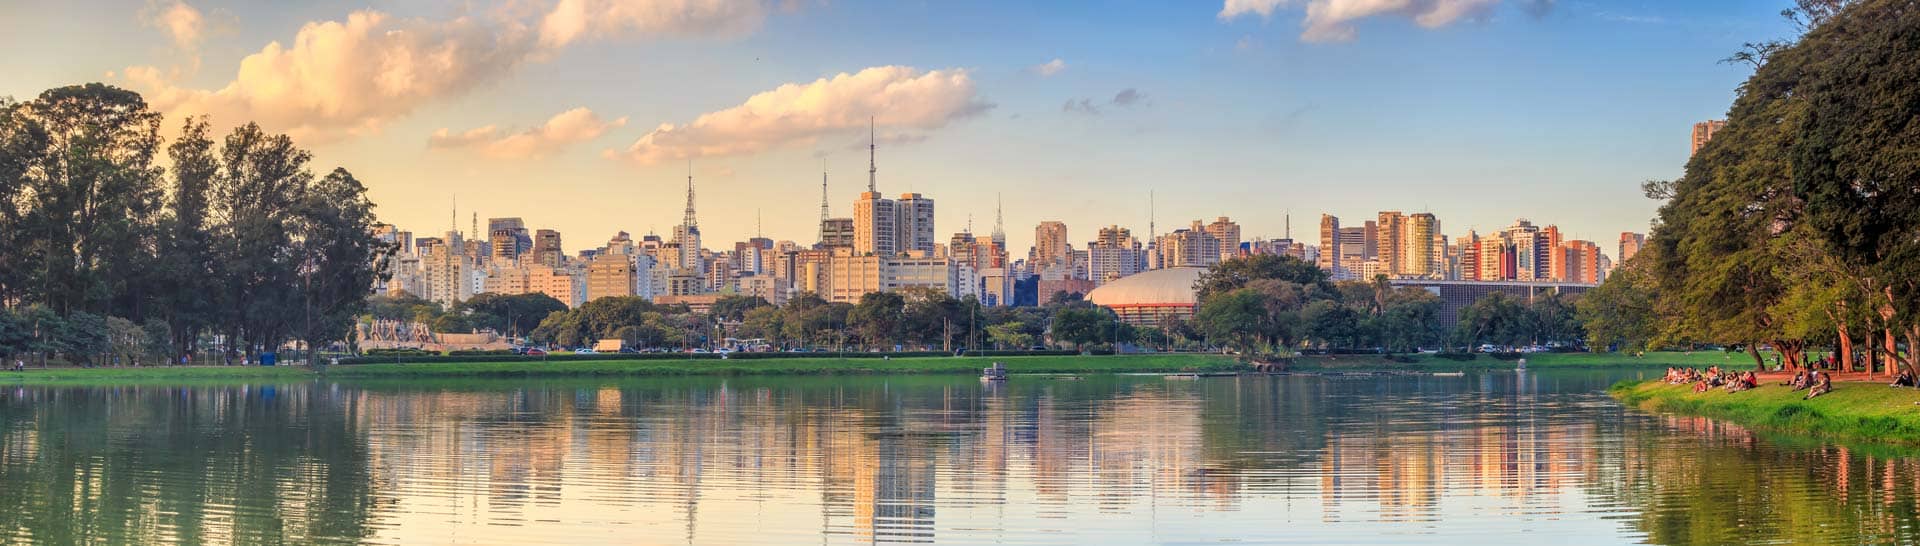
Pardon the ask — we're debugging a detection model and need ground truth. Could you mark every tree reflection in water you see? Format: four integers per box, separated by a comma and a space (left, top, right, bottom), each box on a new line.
2, 373, 1919, 545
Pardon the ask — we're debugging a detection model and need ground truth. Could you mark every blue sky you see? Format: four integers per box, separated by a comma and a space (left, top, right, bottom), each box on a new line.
0, 0, 1793, 256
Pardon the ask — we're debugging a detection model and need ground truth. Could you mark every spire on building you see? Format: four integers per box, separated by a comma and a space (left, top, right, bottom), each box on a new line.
867, 116, 877, 193
756, 209, 763, 239
451, 194, 458, 236
683, 159, 697, 229
993, 193, 1005, 238
1148, 190, 1156, 240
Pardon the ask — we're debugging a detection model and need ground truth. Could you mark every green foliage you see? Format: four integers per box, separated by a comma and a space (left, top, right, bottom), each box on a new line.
1456, 292, 1529, 350
848, 291, 905, 348
456, 292, 567, 337
1578, 256, 1662, 353
1194, 254, 1328, 302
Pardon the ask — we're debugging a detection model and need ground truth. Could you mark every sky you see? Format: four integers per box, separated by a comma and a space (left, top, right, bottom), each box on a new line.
0, 0, 1795, 257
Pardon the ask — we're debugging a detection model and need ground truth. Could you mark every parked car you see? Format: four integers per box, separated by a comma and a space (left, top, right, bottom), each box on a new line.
575, 348, 596, 355
525, 348, 548, 356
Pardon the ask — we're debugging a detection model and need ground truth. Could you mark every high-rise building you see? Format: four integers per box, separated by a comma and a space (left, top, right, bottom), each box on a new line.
1376, 211, 1405, 274
1691, 120, 1727, 156
894, 193, 936, 254
1032, 221, 1070, 272
1619, 232, 1645, 264
1318, 215, 1341, 274
853, 191, 897, 256
1400, 213, 1438, 278
1154, 222, 1221, 269
585, 252, 636, 302
532, 229, 563, 268
1088, 225, 1145, 286
489, 229, 519, 264
1204, 217, 1241, 262
819, 218, 855, 249
488, 217, 531, 255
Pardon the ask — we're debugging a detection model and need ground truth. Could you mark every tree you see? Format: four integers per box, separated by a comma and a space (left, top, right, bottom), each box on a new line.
1528, 293, 1584, 347
1195, 254, 1328, 302
457, 292, 567, 338
1376, 289, 1443, 353
986, 322, 1034, 350
848, 292, 905, 349
1456, 292, 1529, 351
106, 316, 143, 366
1194, 288, 1278, 355
1302, 300, 1362, 350
1050, 306, 1117, 350
8, 84, 165, 317
709, 295, 769, 322
292, 168, 388, 363
1578, 257, 1662, 353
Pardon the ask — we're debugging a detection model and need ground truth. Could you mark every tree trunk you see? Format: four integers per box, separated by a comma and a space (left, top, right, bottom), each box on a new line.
1746, 343, 1765, 371
1837, 324, 1855, 373
1887, 328, 1899, 377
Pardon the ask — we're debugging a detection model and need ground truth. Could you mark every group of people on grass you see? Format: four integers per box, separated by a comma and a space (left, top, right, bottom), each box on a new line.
1784, 368, 1834, 399
1663, 366, 1766, 395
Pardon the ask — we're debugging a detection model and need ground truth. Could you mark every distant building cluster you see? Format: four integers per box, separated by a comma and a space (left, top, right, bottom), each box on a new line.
1318, 213, 1634, 285
370, 126, 1659, 321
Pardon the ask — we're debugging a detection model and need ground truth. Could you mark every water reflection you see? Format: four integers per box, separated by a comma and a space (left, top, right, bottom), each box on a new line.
4, 371, 1920, 544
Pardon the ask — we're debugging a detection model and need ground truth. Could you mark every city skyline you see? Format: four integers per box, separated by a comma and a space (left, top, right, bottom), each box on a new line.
0, 0, 1794, 255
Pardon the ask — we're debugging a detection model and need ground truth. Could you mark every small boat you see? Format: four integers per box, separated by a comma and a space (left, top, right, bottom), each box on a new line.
1432, 372, 1465, 377
981, 362, 1009, 382
1163, 373, 1199, 380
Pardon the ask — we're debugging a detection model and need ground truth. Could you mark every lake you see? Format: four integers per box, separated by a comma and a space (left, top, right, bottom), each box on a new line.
4, 370, 1920, 545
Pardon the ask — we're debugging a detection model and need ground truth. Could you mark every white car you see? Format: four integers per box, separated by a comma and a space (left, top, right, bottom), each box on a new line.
575, 348, 596, 354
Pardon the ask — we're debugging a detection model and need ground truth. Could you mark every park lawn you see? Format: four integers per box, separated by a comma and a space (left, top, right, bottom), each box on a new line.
321, 354, 1240, 379
1289, 350, 1737, 371
1612, 380, 1920, 446
0, 364, 314, 385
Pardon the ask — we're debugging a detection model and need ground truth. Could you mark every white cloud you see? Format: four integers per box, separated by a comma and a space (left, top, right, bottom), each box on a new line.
538, 0, 772, 48
124, 11, 538, 141
430, 107, 627, 159
142, 0, 205, 50
610, 65, 991, 164
1219, 0, 1501, 42
121, 2, 778, 142
1030, 58, 1067, 77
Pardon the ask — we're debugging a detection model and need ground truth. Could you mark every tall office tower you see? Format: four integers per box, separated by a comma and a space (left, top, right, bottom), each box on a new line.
853, 191, 898, 256
1398, 213, 1437, 278
488, 217, 532, 254
1204, 217, 1241, 262
1154, 222, 1222, 268
489, 229, 519, 264
1619, 232, 1645, 263
1501, 219, 1542, 281
672, 167, 704, 277
1558, 240, 1604, 283
533, 229, 563, 267
1032, 221, 1070, 272
1318, 215, 1341, 274
819, 218, 855, 249
1088, 225, 1145, 286
894, 193, 936, 254
1376, 211, 1405, 274
1541, 224, 1564, 280
1691, 120, 1727, 157
1460, 232, 1482, 281
950, 231, 980, 271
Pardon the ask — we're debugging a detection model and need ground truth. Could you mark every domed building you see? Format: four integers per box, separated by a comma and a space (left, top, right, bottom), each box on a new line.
1084, 267, 1207, 327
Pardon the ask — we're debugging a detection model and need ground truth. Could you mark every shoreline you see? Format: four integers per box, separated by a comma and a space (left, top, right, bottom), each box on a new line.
1611, 379, 1920, 447
0, 351, 1728, 385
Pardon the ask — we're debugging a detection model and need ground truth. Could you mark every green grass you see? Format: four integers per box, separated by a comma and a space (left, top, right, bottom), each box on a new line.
0, 365, 314, 385
320, 354, 1241, 379
1612, 379, 1920, 446
0, 354, 1241, 384
1289, 350, 1737, 371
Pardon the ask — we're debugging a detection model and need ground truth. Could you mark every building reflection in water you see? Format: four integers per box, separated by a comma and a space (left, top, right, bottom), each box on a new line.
6, 373, 1920, 544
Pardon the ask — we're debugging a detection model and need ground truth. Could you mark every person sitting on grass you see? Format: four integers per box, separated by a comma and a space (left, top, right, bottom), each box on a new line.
1805, 370, 1832, 400
1892, 370, 1915, 388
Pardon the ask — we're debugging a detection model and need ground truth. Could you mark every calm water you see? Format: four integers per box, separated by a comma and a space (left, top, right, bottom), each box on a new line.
5, 370, 1920, 545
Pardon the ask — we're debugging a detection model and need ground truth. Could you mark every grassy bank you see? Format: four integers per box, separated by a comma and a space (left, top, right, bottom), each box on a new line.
1611, 380, 1920, 446
1289, 351, 1736, 371
0, 365, 314, 385
0, 354, 1240, 384
321, 354, 1239, 379
0, 351, 1742, 385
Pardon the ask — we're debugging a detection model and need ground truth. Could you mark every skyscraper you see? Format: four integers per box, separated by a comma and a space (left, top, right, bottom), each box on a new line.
854, 192, 897, 256
1691, 120, 1726, 156
1376, 211, 1404, 274
895, 193, 936, 254
533, 229, 563, 268
1401, 213, 1438, 278
1318, 214, 1341, 274
1619, 232, 1645, 263
1204, 217, 1240, 262
1088, 225, 1145, 286
1032, 221, 1070, 272
671, 165, 705, 284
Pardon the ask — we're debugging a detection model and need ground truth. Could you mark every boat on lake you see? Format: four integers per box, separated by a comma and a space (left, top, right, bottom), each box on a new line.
981, 362, 1009, 382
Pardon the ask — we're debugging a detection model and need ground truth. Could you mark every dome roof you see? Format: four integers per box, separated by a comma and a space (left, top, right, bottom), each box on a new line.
1085, 267, 1206, 307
